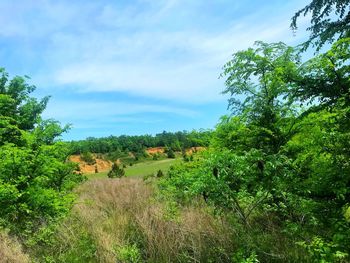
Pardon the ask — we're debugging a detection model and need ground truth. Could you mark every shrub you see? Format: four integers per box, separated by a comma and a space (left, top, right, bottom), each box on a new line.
108, 163, 125, 178
116, 244, 141, 263
152, 153, 159, 160
167, 148, 175, 158
156, 169, 164, 178
81, 151, 96, 165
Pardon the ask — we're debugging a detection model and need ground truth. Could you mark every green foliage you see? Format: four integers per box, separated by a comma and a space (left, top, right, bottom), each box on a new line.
68, 130, 212, 155
106, 148, 127, 161
156, 169, 164, 178
0, 68, 84, 236
152, 153, 160, 160
0, 68, 50, 131
221, 41, 300, 154
108, 163, 125, 178
291, 0, 350, 50
297, 237, 348, 263
116, 244, 142, 263
232, 251, 259, 263
28, 218, 98, 263
166, 148, 176, 158
160, 38, 350, 261
294, 38, 350, 108
80, 151, 96, 165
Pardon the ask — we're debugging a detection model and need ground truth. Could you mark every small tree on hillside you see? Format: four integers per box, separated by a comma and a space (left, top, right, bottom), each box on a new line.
152, 153, 159, 160
156, 169, 164, 178
108, 163, 125, 178
167, 148, 175, 158
81, 151, 96, 165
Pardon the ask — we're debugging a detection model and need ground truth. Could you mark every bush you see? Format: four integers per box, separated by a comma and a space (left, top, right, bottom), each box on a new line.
156, 169, 164, 178
108, 163, 125, 178
116, 244, 141, 263
167, 148, 175, 158
80, 152, 96, 165
0, 68, 84, 238
152, 153, 159, 160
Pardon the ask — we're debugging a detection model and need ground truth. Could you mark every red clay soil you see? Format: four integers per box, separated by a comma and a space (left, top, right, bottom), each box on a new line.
69, 155, 114, 174
69, 147, 206, 174
146, 147, 165, 154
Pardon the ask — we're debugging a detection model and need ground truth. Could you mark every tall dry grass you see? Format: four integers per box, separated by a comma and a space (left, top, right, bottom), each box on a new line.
0, 231, 30, 263
38, 177, 235, 262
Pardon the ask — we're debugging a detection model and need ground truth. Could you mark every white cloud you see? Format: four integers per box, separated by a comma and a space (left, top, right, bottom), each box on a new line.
42, 100, 198, 122
3, 0, 311, 104
48, 15, 306, 102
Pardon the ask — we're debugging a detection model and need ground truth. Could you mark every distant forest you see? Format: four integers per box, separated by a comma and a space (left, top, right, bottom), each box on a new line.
68, 130, 212, 155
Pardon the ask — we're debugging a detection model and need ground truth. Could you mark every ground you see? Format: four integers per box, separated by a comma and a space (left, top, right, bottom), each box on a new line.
88, 158, 180, 179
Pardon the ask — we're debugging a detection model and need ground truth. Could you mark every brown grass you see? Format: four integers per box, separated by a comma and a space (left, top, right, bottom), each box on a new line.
46, 178, 234, 262
0, 231, 30, 263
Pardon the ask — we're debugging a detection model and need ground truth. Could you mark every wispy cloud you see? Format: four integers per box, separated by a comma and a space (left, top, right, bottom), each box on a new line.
0, 0, 311, 138
32, 0, 309, 103
42, 100, 198, 120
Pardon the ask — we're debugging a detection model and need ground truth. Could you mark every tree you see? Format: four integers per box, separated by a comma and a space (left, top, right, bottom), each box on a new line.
0, 68, 83, 235
221, 41, 300, 154
108, 163, 125, 178
81, 151, 96, 165
291, 0, 350, 50
156, 169, 164, 178
167, 148, 175, 158
294, 38, 350, 108
0, 68, 50, 131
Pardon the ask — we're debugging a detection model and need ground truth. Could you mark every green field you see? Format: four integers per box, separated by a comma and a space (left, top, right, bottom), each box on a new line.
88, 158, 180, 179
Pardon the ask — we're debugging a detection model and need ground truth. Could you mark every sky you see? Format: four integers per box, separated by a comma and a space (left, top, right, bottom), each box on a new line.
0, 0, 311, 140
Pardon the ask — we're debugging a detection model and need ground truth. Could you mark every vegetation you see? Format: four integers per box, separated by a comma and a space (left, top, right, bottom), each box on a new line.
68, 130, 212, 158
1, 0, 350, 262
0, 231, 30, 262
90, 158, 180, 180
158, 15, 350, 263
30, 178, 237, 262
0, 69, 83, 238
291, 0, 350, 50
107, 163, 125, 178
80, 151, 96, 165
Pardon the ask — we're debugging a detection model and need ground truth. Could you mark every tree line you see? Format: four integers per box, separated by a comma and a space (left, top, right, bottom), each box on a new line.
68, 130, 212, 155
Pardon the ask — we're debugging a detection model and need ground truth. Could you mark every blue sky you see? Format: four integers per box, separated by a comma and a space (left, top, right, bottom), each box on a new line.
0, 0, 310, 140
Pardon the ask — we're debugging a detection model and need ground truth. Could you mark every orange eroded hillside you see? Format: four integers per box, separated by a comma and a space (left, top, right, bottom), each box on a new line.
69, 155, 114, 174
146, 147, 165, 154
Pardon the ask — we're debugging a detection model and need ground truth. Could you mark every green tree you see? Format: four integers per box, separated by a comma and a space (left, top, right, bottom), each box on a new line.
81, 151, 96, 165
156, 169, 164, 178
167, 148, 175, 159
221, 41, 300, 154
294, 38, 350, 108
0, 68, 50, 131
108, 163, 125, 178
0, 68, 83, 235
291, 0, 350, 50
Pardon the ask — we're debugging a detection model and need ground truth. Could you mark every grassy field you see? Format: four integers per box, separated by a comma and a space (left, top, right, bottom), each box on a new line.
88, 158, 180, 179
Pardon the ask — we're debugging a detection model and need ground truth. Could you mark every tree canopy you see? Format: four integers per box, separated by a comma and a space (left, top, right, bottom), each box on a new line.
291, 0, 350, 50
0, 68, 83, 235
